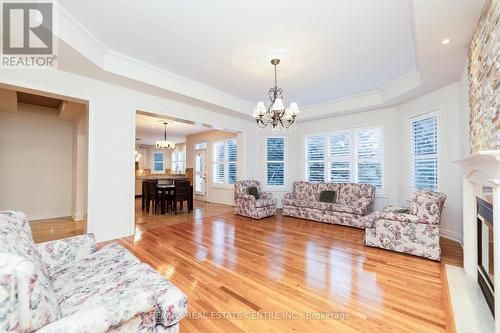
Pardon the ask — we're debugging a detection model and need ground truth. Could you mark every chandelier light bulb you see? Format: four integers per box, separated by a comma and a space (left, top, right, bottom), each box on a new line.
288, 102, 300, 115
271, 98, 284, 111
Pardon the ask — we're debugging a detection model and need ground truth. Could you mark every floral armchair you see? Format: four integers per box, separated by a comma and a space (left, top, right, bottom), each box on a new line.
234, 180, 277, 219
0, 210, 187, 333
364, 190, 447, 261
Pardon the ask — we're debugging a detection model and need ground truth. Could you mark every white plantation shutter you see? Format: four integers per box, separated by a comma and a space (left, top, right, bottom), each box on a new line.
305, 127, 383, 193
266, 137, 285, 186
213, 142, 225, 183
213, 140, 237, 184
306, 135, 325, 182
411, 114, 438, 191
355, 127, 383, 192
329, 131, 351, 183
227, 140, 237, 184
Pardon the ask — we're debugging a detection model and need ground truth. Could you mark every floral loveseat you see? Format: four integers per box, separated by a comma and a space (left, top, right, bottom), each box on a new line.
0, 211, 187, 333
363, 190, 447, 261
282, 181, 376, 228
234, 180, 277, 219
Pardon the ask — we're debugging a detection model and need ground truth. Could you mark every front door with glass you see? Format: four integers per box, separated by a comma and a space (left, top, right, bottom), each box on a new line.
194, 149, 207, 200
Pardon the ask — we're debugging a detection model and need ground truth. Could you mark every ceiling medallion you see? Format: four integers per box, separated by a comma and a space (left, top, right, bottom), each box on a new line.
155, 122, 176, 149
253, 58, 300, 129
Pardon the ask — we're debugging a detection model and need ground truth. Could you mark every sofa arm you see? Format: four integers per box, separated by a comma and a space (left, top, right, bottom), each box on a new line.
260, 192, 273, 199
237, 194, 256, 201
36, 287, 156, 333
362, 211, 419, 228
383, 205, 410, 213
283, 192, 294, 200
36, 233, 97, 270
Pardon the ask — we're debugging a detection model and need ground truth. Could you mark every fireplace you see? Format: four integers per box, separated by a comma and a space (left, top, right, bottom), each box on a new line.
478, 196, 495, 316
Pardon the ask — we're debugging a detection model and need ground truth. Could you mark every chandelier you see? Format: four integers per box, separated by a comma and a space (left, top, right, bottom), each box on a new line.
253, 58, 300, 128
155, 122, 176, 149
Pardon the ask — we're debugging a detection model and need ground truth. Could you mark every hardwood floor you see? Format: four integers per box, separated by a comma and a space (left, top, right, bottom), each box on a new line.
30, 200, 463, 332
30, 216, 86, 243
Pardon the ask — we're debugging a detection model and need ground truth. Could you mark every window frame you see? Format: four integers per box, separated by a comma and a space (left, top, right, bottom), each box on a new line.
265, 135, 286, 187
171, 150, 185, 175
212, 139, 237, 185
304, 125, 384, 195
151, 150, 166, 174
409, 111, 439, 193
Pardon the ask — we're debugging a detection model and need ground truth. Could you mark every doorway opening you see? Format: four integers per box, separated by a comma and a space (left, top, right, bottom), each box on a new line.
0, 85, 89, 243
134, 110, 240, 232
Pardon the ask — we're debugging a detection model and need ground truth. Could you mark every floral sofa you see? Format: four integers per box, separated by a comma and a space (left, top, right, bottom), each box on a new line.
363, 190, 447, 261
0, 210, 187, 333
282, 181, 376, 228
234, 180, 277, 219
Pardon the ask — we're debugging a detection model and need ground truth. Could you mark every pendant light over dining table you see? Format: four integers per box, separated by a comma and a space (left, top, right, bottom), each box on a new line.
155, 122, 176, 149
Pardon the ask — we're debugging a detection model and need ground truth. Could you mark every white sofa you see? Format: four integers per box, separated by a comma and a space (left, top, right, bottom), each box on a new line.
0, 211, 187, 333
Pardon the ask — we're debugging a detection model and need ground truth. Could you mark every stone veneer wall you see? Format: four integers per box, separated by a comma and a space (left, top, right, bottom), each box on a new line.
468, 0, 500, 152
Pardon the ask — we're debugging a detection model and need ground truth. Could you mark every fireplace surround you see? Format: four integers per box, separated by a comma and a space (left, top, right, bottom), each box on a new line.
456, 150, 500, 330
477, 196, 495, 315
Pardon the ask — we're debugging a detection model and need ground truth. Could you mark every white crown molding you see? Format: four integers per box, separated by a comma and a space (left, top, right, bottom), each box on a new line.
54, 2, 255, 115
54, 1, 422, 119
300, 70, 421, 120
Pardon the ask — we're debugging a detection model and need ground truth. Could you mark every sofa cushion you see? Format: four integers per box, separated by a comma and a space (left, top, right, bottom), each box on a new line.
293, 181, 318, 200
48, 243, 187, 328
282, 197, 309, 208
254, 198, 277, 208
410, 190, 447, 225
319, 190, 336, 203
336, 183, 375, 208
247, 186, 260, 199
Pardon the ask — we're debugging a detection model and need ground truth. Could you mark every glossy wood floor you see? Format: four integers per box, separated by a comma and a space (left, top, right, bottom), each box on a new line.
31, 200, 463, 332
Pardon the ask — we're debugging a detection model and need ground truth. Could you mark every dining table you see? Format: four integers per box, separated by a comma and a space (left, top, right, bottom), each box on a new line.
153, 182, 194, 215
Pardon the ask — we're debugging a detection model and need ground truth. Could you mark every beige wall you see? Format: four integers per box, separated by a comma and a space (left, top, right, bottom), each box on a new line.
72, 110, 88, 220
0, 110, 74, 220
186, 130, 238, 205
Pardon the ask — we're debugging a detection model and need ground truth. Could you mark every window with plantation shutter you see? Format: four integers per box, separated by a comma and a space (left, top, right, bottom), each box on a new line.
171, 150, 185, 174
305, 126, 384, 194
410, 113, 438, 191
329, 131, 351, 183
306, 135, 325, 182
355, 127, 383, 192
266, 136, 285, 186
227, 140, 237, 184
213, 139, 237, 185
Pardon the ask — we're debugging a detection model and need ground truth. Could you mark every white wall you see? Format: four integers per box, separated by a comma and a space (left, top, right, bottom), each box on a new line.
0, 110, 73, 220
397, 82, 465, 242
0, 68, 257, 242
186, 130, 239, 205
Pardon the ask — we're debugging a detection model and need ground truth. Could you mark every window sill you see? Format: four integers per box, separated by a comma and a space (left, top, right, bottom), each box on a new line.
211, 184, 234, 190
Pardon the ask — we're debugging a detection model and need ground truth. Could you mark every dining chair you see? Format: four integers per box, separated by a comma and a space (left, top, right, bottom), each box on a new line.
171, 180, 191, 214
143, 179, 158, 213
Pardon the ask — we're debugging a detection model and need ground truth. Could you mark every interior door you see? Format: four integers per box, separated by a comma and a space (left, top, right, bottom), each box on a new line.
194, 149, 207, 200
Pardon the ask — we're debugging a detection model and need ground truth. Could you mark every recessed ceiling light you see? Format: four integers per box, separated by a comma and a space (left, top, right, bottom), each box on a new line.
441, 38, 451, 45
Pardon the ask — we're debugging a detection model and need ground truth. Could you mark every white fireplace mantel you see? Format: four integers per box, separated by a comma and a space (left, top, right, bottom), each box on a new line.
455, 150, 500, 332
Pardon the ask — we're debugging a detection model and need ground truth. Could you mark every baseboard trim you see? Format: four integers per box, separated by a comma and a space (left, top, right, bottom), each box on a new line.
441, 229, 463, 247
72, 214, 86, 221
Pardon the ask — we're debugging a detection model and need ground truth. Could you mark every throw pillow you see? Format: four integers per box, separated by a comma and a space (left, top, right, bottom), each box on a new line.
319, 190, 336, 203
248, 187, 260, 199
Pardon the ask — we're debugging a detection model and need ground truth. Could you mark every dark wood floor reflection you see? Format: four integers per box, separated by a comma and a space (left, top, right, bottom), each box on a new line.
31, 200, 462, 332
